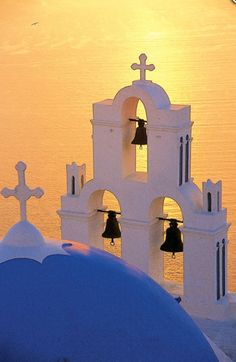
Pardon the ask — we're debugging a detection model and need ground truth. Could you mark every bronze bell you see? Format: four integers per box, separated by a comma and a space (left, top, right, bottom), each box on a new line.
160, 219, 183, 258
131, 119, 147, 148
102, 210, 121, 246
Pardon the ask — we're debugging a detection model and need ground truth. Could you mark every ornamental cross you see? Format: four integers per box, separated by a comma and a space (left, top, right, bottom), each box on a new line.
1, 161, 44, 221
131, 53, 155, 81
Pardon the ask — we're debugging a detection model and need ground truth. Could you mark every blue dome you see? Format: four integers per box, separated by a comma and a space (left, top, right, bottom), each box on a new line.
0, 221, 68, 263
0, 241, 217, 362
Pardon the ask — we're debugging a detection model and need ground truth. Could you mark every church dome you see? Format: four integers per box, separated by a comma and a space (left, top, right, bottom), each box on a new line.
0, 240, 217, 361
0, 221, 68, 263
2, 220, 45, 247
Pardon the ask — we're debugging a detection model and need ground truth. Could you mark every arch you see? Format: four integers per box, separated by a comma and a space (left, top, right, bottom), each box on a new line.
120, 96, 149, 177
88, 188, 122, 212
149, 197, 165, 220
136, 100, 148, 172
88, 188, 122, 257
163, 198, 183, 284
88, 189, 105, 212
149, 195, 184, 222
103, 190, 122, 257
110, 83, 170, 179
163, 197, 183, 222
112, 82, 170, 126
148, 196, 184, 285
147, 182, 203, 227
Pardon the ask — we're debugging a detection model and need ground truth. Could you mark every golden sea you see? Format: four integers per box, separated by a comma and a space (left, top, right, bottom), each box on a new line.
0, 0, 236, 289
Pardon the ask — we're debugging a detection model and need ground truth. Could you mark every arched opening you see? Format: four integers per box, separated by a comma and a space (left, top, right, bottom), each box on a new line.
216, 242, 220, 300
121, 97, 148, 179
179, 137, 183, 186
207, 192, 212, 212
135, 100, 147, 173
163, 198, 183, 284
222, 239, 226, 296
87, 190, 121, 254
185, 135, 189, 182
102, 191, 122, 257
71, 176, 75, 195
217, 191, 220, 212
81, 175, 84, 189
149, 197, 183, 286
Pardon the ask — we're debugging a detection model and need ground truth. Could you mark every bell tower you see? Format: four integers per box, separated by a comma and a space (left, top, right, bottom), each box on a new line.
66, 162, 86, 196
203, 179, 222, 213
58, 54, 234, 320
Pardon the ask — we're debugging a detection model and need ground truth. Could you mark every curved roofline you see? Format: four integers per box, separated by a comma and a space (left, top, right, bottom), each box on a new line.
112, 81, 171, 112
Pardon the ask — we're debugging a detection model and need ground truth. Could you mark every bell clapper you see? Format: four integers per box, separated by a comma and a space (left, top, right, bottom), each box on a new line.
110, 238, 115, 246
172, 252, 176, 259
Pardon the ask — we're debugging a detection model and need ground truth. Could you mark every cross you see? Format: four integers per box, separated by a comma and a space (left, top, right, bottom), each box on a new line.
1, 161, 44, 221
131, 53, 155, 81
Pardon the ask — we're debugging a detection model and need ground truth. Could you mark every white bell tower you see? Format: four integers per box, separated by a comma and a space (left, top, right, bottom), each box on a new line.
58, 54, 236, 320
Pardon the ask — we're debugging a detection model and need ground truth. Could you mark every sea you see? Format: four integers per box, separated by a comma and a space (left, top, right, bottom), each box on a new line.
0, 0, 235, 289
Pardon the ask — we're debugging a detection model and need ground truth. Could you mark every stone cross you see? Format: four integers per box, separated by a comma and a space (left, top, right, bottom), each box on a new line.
131, 53, 155, 81
1, 161, 44, 221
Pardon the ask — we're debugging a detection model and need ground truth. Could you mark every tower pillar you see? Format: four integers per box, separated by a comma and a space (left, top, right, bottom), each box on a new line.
121, 218, 164, 283
182, 224, 230, 319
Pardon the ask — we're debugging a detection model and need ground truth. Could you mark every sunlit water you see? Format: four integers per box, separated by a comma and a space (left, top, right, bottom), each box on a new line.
0, 1, 236, 289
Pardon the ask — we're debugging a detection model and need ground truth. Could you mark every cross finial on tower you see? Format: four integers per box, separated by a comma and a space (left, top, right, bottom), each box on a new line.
131, 53, 155, 81
1, 161, 44, 221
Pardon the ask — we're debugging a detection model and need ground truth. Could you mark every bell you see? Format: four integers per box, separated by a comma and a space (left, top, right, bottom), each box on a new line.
131, 119, 147, 148
160, 220, 183, 258
102, 210, 121, 246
